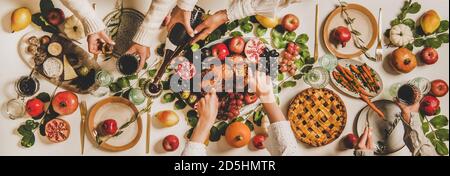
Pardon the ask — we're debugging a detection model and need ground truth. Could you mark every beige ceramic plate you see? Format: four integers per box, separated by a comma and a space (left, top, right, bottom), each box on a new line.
323, 4, 378, 59
87, 97, 142, 152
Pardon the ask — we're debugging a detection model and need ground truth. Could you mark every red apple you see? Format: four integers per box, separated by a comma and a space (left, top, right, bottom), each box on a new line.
430, 79, 449, 97
343, 133, 358, 149
420, 95, 440, 116
51, 91, 79, 116
26, 98, 45, 118
45, 8, 65, 26
229, 36, 245, 54
162, 135, 179, 152
281, 14, 300, 32
253, 134, 266, 149
101, 119, 118, 136
212, 43, 230, 61
420, 47, 439, 65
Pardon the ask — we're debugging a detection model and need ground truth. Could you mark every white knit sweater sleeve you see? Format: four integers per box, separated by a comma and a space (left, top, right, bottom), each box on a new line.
60, 0, 106, 35
132, 0, 176, 47
226, 0, 302, 21
402, 113, 438, 156
181, 141, 207, 156
264, 121, 301, 156
177, 0, 198, 11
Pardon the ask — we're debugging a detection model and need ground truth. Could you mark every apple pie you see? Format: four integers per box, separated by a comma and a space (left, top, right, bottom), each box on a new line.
288, 88, 347, 147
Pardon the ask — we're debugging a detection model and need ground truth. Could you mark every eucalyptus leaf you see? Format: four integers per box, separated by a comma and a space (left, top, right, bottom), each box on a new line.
413, 38, 425, 47
281, 81, 297, 88
433, 140, 449, 156
437, 20, 449, 33
407, 2, 421, 14
209, 126, 221, 142
230, 31, 243, 37
402, 18, 415, 29
217, 122, 228, 136
437, 33, 449, 43
174, 99, 187, 109
245, 120, 254, 131
436, 129, 449, 141
255, 25, 267, 37
430, 115, 449, 129
21, 134, 35, 148
161, 93, 175, 103
295, 34, 309, 44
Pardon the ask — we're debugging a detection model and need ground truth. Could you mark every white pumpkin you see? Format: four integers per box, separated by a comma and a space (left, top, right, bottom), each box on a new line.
389, 24, 414, 47
64, 16, 85, 40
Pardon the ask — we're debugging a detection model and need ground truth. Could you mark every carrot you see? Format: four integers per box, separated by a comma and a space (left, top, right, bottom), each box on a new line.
357, 87, 372, 97
333, 71, 354, 92
336, 65, 353, 81
343, 66, 364, 89
360, 94, 385, 119
361, 64, 381, 91
350, 65, 373, 92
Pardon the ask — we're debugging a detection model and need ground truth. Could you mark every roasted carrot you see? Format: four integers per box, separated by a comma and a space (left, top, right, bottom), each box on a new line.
350, 65, 374, 92
343, 66, 364, 89
333, 71, 354, 92
360, 94, 385, 119
362, 64, 381, 91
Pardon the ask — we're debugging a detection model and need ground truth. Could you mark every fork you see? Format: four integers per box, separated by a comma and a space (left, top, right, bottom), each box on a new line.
375, 8, 383, 62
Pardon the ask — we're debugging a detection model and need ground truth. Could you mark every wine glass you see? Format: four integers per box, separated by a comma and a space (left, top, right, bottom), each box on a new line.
90, 70, 113, 97
129, 88, 146, 105
304, 67, 330, 88
408, 77, 431, 95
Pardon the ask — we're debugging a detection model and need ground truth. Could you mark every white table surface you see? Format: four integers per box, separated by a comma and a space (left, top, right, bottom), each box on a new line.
0, 0, 448, 156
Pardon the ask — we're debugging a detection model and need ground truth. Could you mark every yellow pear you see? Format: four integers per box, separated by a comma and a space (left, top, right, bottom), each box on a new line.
421, 10, 441, 35
11, 7, 32, 33
255, 15, 279, 28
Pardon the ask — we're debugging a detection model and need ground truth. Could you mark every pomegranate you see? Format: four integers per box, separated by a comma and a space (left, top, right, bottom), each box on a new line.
244, 39, 266, 63
332, 26, 351, 47
176, 61, 196, 80
45, 118, 70, 143
101, 119, 118, 136
391, 47, 417, 73
26, 98, 45, 118
52, 91, 79, 116
420, 95, 440, 116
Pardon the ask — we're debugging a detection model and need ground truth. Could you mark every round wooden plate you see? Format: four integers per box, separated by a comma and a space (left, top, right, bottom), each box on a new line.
323, 4, 378, 59
87, 97, 142, 152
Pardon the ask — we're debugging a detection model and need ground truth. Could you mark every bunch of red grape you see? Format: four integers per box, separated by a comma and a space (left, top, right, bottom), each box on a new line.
279, 42, 301, 75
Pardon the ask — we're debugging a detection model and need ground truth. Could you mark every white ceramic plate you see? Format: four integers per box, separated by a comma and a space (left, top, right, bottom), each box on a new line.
356, 100, 405, 155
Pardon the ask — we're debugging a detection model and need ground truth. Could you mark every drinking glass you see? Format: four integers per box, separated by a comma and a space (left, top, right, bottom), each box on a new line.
90, 70, 113, 97
408, 77, 431, 95
304, 67, 330, 88
129, 88, 146, 105
318, 54, 338, 71
6, 98, 25, 120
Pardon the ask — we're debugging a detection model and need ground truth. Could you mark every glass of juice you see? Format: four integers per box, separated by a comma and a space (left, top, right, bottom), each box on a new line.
117, 54, 139, 75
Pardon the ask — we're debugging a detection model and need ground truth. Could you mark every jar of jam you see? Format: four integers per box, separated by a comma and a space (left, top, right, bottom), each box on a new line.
15, 76, 40, 97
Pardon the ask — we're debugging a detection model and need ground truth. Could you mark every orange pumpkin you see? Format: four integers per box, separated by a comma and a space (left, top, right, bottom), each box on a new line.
225, 122, 251, 148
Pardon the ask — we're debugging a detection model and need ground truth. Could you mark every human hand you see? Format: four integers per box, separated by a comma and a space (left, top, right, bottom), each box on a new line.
191, 10, 229, 44
190, 88, 218, 143
125, 43, 151, 72
166, 6, 195, 37
394, 97, 420, 124
248, 71, 275, 103
356, 127, 374, 151
87, 31, 115, 54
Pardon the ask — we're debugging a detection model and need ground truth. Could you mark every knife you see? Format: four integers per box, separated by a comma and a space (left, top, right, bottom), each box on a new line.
80, 101, 87, 155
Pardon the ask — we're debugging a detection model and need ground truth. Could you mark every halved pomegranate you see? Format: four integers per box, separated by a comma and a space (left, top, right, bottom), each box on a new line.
176, 61, 196, 80
244, 39, 266, 63
45, 118, 71, 143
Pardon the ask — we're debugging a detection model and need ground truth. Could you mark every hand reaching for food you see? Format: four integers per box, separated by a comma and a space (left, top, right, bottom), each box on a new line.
87, 31, 115, 54
191, 10, 229, 44
355, 127, 374, 152
125, 43, 151, 72
248, 71, 275, 104
190, 88, 219, 143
